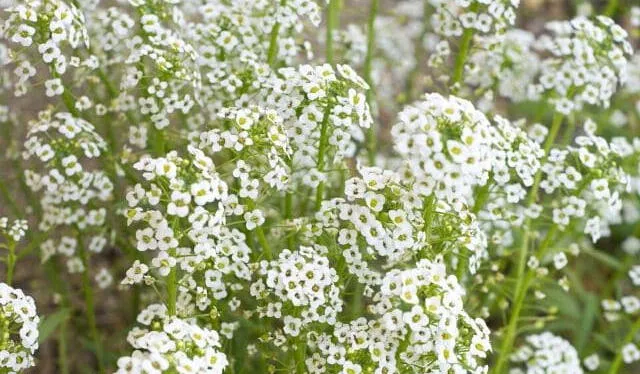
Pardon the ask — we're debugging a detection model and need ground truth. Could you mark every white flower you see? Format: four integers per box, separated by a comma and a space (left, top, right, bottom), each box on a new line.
244, 209, 265, 231
622, 343, 640, 364
167, 191, 191, 217
45, 78, 64, 97
553, 252, 568, 270
583, 354, 600, 371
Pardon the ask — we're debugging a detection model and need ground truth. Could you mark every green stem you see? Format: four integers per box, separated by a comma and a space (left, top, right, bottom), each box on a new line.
0, 180, 21, 219
609, 315, 640, 374
295, 339, 306, 373
58, 317, 70, 374
452, 28, 474, 87
315, 105, 333, 211
364, 0, 379, 165
422, 196, 436, 245
5, 241, 16, 285
604, 0, 618, 17
560, 115, 576, 146
492, 114, 563, 374
167, 248, 177, 316
284, 191, 295, 249
78, 234, 105, 374
255, 226, 272, 260
44, 260, 71, 374
326, 0, 340, 64
267, 0, 286, 67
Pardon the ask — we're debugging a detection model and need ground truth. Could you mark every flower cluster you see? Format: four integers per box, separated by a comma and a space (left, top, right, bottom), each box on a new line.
430, 0, 519, 38
0, 218, 27, 243
465, 30, 540, 104
115, 304, 228, 374
510, 332, 583, 373
1, 0, 91, 97
392, 93, 494, 203
534, 16, 633, 114
1, 0, 640, 373
370, 259, 491, 372
251, 246, 342, 336
261, 64, 373, 190
0, 283, 39, 373
126, 147, 229, 282
22, 111, 113, 271
540, 120, 629, 241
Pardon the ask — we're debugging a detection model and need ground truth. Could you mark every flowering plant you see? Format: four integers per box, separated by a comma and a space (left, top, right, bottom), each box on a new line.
1, 0, 640, 373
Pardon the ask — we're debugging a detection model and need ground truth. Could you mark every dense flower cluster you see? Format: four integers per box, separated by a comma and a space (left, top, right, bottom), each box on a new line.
1, 0, 640, 373
21, 111, 113, 272
116, 304, 227, 374
392, 93, 494, 203
430, 0, 519, 38
534, 16, 633, 114
466, 30, 540, 104
1, 0, 91, 97
252, 246, 342, 335
0, 283, 39, 373
261, 64, 372, 190
510, 332, 583, 373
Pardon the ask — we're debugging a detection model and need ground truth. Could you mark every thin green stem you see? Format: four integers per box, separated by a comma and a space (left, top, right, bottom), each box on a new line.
561, 115, 576, 146
326, 0, 340, 64
315, 105, 332, 211
492, 113, 563, 374
44, 260, 71, 374
604, 0, 619, 17
364, 0, 379, 165
284, 191, 295, 249
452, 28, 474, 87
295, 339, 306, 373
5, 241, 16, 285
58, 317, 70, 374
77, 233, 105, 374
167, 248, 178, 316
0, 180, 21, 219
267, 0, 286, 67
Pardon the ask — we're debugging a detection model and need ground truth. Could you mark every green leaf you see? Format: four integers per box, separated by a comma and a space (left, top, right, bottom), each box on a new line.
575, 293, 598, 353
582, 247, 624, 270
38, 308, 70, 344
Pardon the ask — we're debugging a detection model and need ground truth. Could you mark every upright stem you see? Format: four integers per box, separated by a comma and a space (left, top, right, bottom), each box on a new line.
604, 0, 619, 17
0, 181, 21, 219
364, 0, 379, 165
315, 105, 332, 211
58, 317, 70, 374
167, 250, 177, 316
452, 28, 474, 87
284, 191, 295, 250
267, 0, 287, 66
295, 338, 306, 373
44, 261, 71, 374
5, 241, 16, 285
492, 113, 564, 374
326, 0, 340, 64
77, 234, 105, 374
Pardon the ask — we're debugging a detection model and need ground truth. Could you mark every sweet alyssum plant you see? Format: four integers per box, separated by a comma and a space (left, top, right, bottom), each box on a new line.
1, 0, 640, 373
